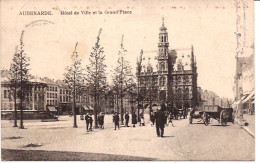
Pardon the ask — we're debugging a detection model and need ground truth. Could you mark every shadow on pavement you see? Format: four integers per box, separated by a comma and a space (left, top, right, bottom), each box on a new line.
1, 148, 156, 161
210, 124, 230, 127
162, 136, 175, 138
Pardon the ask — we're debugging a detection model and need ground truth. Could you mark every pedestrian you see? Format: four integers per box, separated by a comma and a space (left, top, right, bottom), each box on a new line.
174, 106, 178, 120
132, 111, 137, 127
140, 112, 145, 126
168, 111, 174, 127
85, 112, 90, 132
89, 113, 93, 131
98, 112, 104, 129
113, 112, 120, 130
164, 111, 168, 126
155, 105, 167, 137
125, 111, 130, 127
161, 103, 167, 112
183, 107, 187, 119
150, 110, 155, 126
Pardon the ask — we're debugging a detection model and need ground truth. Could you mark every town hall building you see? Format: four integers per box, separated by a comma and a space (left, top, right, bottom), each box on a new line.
136, 18, 198, 109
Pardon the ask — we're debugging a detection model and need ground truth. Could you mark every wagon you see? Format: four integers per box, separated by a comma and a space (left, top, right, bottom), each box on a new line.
189, 105, 233, 126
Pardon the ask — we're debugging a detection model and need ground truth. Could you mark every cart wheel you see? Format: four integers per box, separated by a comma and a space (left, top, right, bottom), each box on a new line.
220, 110, 228, 126
203, 112, 209, 126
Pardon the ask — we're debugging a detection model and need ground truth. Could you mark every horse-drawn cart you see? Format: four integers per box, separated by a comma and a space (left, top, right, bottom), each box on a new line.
189, 105, 233, 126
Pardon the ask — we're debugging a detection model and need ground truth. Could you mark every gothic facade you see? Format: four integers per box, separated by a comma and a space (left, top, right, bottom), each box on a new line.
136, 19, 198, 109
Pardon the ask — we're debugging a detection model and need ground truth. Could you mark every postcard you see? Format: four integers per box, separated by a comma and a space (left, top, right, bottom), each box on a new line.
0, 0, 254, 161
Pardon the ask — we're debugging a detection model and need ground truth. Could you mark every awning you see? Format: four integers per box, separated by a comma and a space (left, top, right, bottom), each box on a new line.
48, 106, 57, 112
82, 105, 89, 111
234, 100, 242, 105
86, 105, 94, 111
232, 100, 242, 108
241, 94, 249, 101
242, 90, 255, 103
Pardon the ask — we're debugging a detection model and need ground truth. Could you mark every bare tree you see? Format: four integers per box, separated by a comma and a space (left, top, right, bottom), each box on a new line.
64, 42, 85, 128
8, 46, 19, 127
86, 28, 107, 128
15, 30, 31, 129
113, 35, 133, 124
136, 50, 143, 122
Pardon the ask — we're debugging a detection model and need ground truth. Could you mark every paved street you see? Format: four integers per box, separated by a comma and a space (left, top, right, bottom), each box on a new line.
243, 114, 255, 134
1, 114, 254, 161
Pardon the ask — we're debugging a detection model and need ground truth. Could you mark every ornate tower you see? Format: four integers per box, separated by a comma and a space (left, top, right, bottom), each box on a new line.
157, 17, 169, 102
190, 45, 198, 107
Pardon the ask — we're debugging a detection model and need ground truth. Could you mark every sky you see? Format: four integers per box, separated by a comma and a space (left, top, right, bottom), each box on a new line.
0, 0, 254, 99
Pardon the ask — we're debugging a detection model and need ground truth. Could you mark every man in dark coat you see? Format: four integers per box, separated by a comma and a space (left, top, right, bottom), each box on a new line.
155, 106, 167, 137
173, 106, 178, 120
125, 112, 130, 127
85, 113, 93, 132
183, 107, 187, 119
113, 112, 120, 130
98, 112, 104, 129
89, 113, 93, 131
85, 113, 90, 132
161, 103, 167, 112
150, 110, 155, 126
132, 111, 137, 127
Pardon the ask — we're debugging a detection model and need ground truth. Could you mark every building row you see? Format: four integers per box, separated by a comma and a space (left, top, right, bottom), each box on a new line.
1, 69, 135, 115
198, 89, 232, 108
233, 45, 255, 115
1, 70, 95, 114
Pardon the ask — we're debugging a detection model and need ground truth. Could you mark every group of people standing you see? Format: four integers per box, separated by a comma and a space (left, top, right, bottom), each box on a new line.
113, 111, 138, 130
85, 113, 93, 132
112, 105, 168, 137
84, 103, 185, 137
85, 112, 104, 132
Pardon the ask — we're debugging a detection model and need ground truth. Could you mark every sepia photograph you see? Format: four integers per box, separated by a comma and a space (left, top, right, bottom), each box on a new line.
0, 0, 255, 161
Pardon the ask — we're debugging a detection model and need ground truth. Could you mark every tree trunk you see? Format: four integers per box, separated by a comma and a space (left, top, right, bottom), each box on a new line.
120, 82, 124, 125
19, 54, 24, 129
137, 79, 140, 122
13, 81, 18, 127
73, 73, 77, 128
94, 95, 98, 128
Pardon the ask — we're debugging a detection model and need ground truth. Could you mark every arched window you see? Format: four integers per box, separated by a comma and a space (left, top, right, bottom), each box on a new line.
164, 36, 167, 42
161, 36, 163, 42
140, 88, 146, 98
184, 76, 189, 83
159, 91, 166, 101
160, 76, 166, 86
184, 88, 189, 97
160, 62, 165, 71
177, 88, 182, 100
177, 76, 182, 83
